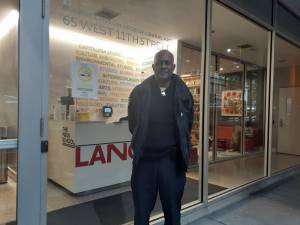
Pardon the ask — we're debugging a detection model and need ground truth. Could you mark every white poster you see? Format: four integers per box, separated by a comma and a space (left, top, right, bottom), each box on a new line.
72, 62, 98, 99
75, 142, 133, 192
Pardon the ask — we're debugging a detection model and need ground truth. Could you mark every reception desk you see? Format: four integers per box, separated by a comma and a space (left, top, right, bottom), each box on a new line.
48, 120, 132, 194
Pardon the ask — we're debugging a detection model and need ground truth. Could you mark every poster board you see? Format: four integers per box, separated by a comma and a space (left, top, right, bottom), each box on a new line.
221, 90, 243, 116
72, 62, 98, 99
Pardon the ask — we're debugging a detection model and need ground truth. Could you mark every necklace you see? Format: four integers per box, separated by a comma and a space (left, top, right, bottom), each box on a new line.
160, 87, 167, 96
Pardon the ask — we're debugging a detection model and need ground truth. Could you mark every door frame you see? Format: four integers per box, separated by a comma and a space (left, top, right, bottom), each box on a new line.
17, 0, 49, 225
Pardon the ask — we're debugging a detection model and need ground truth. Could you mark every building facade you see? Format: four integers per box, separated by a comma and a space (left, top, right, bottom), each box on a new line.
1, 0, 300, 224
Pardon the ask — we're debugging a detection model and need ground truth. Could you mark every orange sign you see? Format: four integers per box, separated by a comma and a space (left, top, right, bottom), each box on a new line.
221, 90, 243, 116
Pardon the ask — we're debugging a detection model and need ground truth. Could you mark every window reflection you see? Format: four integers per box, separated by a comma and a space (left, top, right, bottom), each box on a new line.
208, 1, 268, 197
48, 0, 204, 224
271, 36, 300, 173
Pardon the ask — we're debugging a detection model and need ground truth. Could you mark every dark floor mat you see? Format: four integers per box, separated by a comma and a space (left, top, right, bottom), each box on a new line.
46, 179, 226, 225
4, 222, 16, 225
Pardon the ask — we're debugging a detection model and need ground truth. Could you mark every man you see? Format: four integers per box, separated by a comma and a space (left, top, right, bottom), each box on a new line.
128, 49, 194, 225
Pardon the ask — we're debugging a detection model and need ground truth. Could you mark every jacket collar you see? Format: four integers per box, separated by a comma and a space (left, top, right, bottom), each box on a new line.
141, 74, 181, 90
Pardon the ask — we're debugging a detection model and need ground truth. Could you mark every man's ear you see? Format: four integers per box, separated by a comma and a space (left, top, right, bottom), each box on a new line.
152, 64, 156, 71
172, 64, 176, 72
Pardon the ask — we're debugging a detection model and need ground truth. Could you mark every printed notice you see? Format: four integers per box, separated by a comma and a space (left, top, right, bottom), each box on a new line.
221, 90, 243, 117
72, 62, 98, 99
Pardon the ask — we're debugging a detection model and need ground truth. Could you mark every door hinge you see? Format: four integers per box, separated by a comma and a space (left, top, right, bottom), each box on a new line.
42, 0, 45, 18
41, 140, 48, 153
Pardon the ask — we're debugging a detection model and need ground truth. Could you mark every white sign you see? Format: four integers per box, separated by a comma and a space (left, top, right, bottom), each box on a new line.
72, 62, 98, 99
74, 142, 133, 192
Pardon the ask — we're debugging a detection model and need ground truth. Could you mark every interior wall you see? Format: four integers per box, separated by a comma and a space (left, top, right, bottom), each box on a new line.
0, 1, 18, 139
272, 66, 300, 150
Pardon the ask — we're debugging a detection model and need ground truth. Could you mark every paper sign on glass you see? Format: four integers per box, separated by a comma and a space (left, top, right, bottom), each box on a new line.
72, 62, 98, 99
221, 90, 243, 116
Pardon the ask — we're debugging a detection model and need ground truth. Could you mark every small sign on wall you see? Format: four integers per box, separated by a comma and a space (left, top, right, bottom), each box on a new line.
72, 61, 98, 99
221, 90, 243, 116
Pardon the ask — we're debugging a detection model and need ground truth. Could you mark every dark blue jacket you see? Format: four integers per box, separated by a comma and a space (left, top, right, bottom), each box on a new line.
128, 74, 194, 171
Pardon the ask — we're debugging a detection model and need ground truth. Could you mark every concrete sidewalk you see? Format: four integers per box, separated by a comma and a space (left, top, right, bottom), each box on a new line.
190, 174, 300, 225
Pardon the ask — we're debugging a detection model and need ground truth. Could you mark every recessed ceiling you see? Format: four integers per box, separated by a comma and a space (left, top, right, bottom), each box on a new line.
49, 0, 300, 73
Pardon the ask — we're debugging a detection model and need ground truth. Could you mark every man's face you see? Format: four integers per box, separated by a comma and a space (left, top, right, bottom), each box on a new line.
152, 51, 175, 81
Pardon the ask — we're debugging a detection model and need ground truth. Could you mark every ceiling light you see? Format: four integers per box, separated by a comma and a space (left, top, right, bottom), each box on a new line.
95, 8, 119, 20
227, 48, 231, 53
236, 65, 240, 69
237, 44, 253, 49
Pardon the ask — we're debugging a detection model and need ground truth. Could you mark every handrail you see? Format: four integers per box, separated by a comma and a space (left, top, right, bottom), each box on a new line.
0, 139, 17, 150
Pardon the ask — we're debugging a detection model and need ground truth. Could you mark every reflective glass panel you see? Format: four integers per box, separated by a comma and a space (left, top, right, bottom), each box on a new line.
48, 0, 204, 224
208, 1, 268, 197
0, 0, 19, 224
271, 36, 300, 173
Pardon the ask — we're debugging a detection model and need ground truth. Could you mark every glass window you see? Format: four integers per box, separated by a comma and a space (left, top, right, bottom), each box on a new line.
271, 36, 300, 173
48, 0, 204, 224
0, 0, 19, 224
208, 1, 268, 197
211, 57, 244, 160
180, 44, 201, 167
244, 65, 265, 153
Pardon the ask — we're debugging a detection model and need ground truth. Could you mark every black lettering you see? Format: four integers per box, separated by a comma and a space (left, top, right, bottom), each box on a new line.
140, 37, 145, 45
116, 30, 121, 40
132, 35, 139, 44
125, 33, 131, 42
107, 27, 114, 36
70, 16, 77, 27
63, 15, 70, 26
151, 40, 157, 46
120, 31, 125, 40
81, 21, 93, 31
94, 24, 106, 35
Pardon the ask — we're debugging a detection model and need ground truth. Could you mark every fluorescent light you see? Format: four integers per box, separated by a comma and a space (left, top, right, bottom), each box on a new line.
5, 100, 18, 104
50, 26, 141, 60
50, 26, 178, 65
226, 48, 231, 53
0, 10, 178, 67
4, 95, 17, 99
0, 10, 19, 40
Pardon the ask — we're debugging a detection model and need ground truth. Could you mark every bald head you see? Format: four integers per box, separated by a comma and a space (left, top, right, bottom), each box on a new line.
154, 49, 174, 65
152, 49, 176, 85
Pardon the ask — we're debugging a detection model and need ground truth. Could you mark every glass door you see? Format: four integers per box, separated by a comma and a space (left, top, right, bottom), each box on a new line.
244, 65, 265, 154
211, 57, 244, 161
0, 1, 19, 224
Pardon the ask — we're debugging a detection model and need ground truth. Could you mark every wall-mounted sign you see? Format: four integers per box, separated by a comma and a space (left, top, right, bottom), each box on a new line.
72, 61, 98, 99
221, 90, 243, 116
74, 142, 133, 192
62, 126, 75, 148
